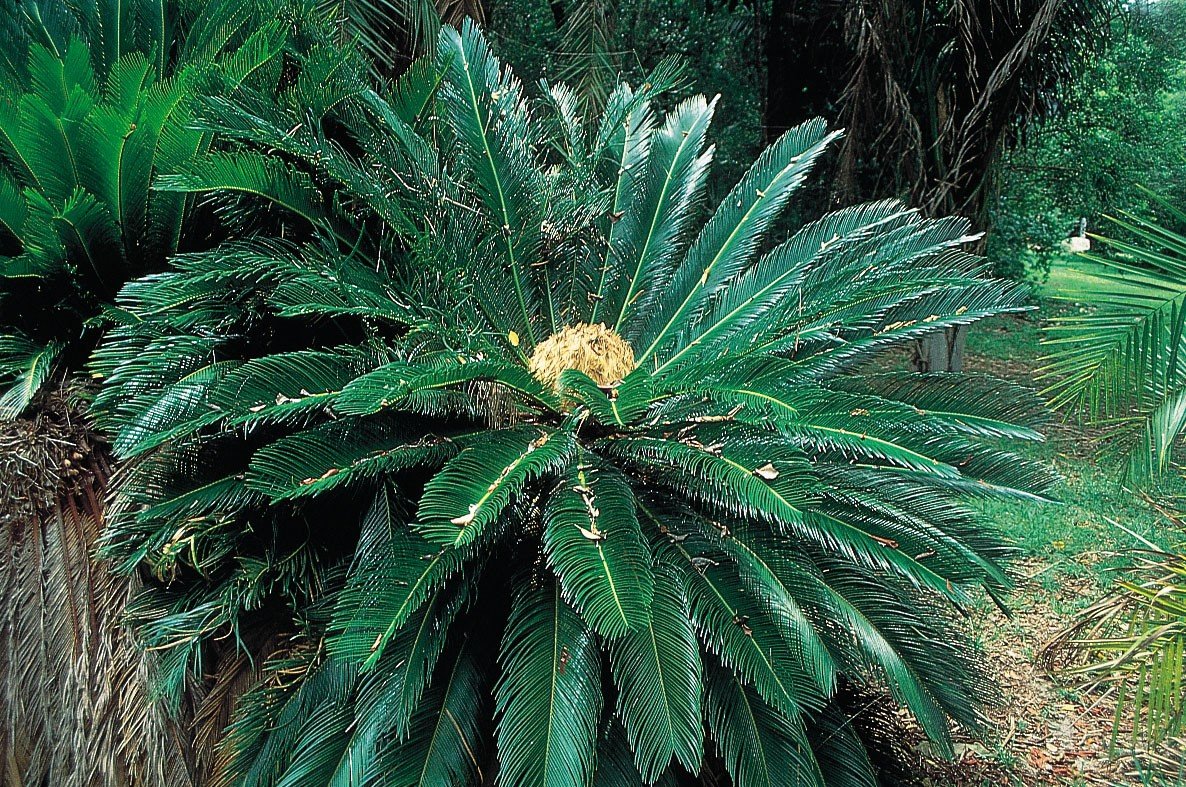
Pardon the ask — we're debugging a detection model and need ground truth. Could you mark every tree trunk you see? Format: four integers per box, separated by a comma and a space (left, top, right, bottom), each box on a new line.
913, 326, 968, 372
0, 391, 196, 787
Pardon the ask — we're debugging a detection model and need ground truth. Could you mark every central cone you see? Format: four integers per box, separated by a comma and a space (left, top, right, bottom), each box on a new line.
527, 323, 636, 390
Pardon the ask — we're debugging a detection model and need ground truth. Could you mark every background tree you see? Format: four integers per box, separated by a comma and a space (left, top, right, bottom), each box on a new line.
764, 0, 1118, 371
989, 0, 1186, 280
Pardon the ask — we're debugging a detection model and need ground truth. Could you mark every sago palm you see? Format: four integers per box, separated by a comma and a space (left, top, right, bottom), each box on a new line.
1045, 538, 1186, 772
0, 0, 299, 418
0, 1, 339, 784
94, 21, 1052, 786
1043, 196, 1186, 484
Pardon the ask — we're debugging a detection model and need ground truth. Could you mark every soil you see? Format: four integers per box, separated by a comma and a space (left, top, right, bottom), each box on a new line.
913, 561, 1132, 786
900, 323, 1177, 786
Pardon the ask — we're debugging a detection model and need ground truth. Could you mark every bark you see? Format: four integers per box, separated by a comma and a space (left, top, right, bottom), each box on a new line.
913, 327, 968, 373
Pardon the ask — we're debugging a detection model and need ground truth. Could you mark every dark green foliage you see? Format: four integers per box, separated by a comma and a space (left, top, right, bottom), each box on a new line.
94, 21, 1052, 786
0, 0, 318, 417
990, 1, 1186, 279
488, 0, 766, 197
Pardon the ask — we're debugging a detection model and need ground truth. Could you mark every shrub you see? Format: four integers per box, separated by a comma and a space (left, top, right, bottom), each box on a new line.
94, 22, 1052, 786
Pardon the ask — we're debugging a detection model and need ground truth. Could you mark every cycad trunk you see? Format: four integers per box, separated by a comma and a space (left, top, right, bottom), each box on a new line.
0, 391, 193, 787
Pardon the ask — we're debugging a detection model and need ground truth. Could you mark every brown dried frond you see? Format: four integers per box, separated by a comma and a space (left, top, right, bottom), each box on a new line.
0, 383, 196, 787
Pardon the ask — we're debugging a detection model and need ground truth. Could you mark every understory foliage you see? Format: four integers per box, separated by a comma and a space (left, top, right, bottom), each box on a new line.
95, 21, 1053, 786
0, 0, 310, 418
1042, 199, 1186, 772
1043, 197, 1186, 485
1045, 539, 1186, 771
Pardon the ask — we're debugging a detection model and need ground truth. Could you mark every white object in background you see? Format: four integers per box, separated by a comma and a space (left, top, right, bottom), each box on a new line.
1061, 217, 1090, 253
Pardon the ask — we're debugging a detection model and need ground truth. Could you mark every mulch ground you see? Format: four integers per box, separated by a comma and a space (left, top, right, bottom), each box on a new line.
902, 325, 1156, 786
914, 561, 1130, 786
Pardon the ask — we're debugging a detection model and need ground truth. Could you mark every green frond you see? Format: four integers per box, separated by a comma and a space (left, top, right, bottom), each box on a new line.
218, 653, 355, 787
652, 516, 824, 719
381, 636, 491, 787
634, 120, 841, 366
0, 170, 29, 242
495, 577, 602, 787
543, 458, 653, 638
132, 471, 265, 531
1128, 386, 1186, 482
416, 426, 576, 547
1042, 208, 1186, 484
245, 416, 459, 501
709, 521, 838, 694
436, 20, 544, 348
53, 187, 121, 286
387, 50, 447, 126
785, 550, 982, 746
107, 360, 234, 458
336, 355, 559, 417
588, 85, 652, 325
599, 429, 815, 531
610, 95, 715, 335
272, 694, 356, 787
155, 150, 329, 234
352, 580, 471, 742
1046, 546, 1186, 751
590, 720, 648, 787
330, 489, 473, 668
831, 372, 1048, 441
703, 655, 824, 787
805, 697, 880, 787
0, 336, 61, 419
607, 561, 703, 782
653, 200, 915, 373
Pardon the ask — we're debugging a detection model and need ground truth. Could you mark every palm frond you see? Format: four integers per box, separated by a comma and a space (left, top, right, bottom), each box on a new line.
436, 20, 545, 350
1043, 208, 1186, 483
543, 458, 652, 638
495, 576, 602, 787
0, 337, 60, 419
634, 120, 841, 366
607, 561, 703, 781
417, 426, 576, 547
703, 654, 825, 787
609, 95, 715, 335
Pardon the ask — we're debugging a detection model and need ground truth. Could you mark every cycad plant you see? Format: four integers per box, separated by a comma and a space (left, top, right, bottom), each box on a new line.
1043, 196, 1186, 483
1042, 198, 1186, 774
0, 2, 340, 784
0, 0, 299, 418
1045, 539, 1185, 770
94, 21, 1052, 786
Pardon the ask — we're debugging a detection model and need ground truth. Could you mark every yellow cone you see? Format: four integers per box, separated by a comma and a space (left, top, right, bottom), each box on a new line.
528, 323, 636, 390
